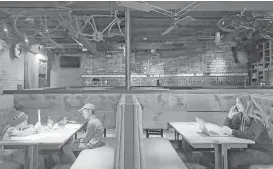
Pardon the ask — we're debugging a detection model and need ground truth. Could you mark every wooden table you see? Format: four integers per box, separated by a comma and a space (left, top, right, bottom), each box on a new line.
169, 122, 255, 169
0, 123, 85, 169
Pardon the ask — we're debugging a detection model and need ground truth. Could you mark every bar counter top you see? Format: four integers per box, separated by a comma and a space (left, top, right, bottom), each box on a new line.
2, 86, 273, 94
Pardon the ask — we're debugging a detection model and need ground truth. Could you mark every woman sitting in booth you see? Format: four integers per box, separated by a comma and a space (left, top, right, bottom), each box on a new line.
222, 93, 273, 169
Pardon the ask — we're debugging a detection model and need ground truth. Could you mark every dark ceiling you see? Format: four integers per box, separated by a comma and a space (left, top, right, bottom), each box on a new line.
0, 1, 272, 58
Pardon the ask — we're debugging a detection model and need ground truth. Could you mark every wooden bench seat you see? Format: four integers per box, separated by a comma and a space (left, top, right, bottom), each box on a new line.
70, 144, 114, 169
249, 165, 273, 169
144, 138, 187, 169
70, 138, 187, 169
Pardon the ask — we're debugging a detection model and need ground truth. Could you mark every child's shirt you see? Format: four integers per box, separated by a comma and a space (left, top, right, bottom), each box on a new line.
77, 117, 104, 148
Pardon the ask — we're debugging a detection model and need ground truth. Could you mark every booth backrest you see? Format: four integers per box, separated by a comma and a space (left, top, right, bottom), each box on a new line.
114, 95, 145, 169
252, 95, 273, 141
12, 94, 120, 130
0, 95, 14, 138
114, 95, 125, 169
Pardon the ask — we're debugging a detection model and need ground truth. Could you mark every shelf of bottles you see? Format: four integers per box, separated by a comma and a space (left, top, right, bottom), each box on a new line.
81, 51, 248, 87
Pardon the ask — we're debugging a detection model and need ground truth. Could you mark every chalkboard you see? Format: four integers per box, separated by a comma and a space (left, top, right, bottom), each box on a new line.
60, 56, 81, 68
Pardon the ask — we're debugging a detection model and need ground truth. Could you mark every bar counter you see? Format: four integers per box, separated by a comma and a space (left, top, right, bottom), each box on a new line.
2, 86, 273, 94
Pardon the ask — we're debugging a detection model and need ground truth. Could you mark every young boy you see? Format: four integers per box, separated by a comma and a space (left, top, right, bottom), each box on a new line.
0, 108, 43, 169
62, 103, 104, 164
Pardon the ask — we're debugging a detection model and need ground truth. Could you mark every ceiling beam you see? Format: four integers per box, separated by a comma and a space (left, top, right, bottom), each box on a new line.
149, 1, 273, 11
1, 2, 273, 11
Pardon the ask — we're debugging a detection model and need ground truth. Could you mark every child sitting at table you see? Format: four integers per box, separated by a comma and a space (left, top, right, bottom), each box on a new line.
222, 93, 273, 169
62, 103, 104, 164
0, 108, 44, 169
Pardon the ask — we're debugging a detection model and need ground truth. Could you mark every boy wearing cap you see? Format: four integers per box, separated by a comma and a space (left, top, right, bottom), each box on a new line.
62, 103, 104, 163
0, 109, 44, 169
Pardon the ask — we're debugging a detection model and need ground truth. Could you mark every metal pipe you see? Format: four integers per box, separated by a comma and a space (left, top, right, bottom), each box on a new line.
125, 9, 131, 90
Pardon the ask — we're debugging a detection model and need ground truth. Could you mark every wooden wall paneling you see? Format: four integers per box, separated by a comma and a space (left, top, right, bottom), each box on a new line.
0, 46, 24, 91
27, 53, 39, 88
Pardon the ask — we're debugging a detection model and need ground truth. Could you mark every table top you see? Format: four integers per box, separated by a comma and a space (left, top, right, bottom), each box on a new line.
169, 122, 255, 148
0, 123, 84, 147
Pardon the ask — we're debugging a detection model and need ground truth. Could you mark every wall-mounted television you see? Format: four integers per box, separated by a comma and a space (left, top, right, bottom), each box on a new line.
60, 56, 81, 68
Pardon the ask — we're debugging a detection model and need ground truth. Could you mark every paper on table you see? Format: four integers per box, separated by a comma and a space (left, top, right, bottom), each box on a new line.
10, 132, 65, 141
64, 124, 81, 129
11, 134, 47, 141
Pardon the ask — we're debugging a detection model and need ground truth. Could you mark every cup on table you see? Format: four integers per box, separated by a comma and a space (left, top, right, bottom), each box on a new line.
63, 117, 68, 125
47, 117, 54, 128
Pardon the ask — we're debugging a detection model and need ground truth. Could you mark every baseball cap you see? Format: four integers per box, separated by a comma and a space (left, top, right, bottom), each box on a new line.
78, 103, 95, 112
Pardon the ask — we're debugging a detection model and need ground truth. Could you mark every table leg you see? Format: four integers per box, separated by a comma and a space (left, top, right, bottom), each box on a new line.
221, 144, 228, 169
75, 132, 77, 140
214, 144, 222, 169
27, 145, 39, 169
24, 148, 28, 169
178, 135, 182, 149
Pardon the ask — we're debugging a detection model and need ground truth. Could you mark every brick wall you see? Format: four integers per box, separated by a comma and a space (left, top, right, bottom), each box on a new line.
0, 45, 24, 93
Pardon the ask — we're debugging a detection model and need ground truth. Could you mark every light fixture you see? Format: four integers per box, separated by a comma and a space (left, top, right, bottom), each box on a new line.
3, 23, 8, 32
143, 37, 147, 40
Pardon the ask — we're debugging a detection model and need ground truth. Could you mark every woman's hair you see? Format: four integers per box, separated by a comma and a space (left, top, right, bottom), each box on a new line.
237, 93, 269, 129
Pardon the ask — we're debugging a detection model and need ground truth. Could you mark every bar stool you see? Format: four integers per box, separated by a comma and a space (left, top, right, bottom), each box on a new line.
145, 129, 164, 138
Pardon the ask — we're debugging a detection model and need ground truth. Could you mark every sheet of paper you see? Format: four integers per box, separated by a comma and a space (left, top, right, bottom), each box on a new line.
65, 124, 81, 129
11, 134, 47, 141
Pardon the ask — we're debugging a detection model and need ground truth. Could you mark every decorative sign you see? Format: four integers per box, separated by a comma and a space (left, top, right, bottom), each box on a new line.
0, 39, 7, 51
14, 43, 23, 58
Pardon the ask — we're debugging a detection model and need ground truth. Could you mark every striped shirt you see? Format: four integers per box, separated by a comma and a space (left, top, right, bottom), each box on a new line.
79, 117, 104, 148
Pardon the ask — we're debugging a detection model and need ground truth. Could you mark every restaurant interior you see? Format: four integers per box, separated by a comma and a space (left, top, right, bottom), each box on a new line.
1, 1, 273, 169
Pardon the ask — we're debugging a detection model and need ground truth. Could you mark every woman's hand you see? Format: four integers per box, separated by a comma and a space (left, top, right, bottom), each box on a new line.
222, 126, 232, 135
228, 105, 240, 119
21, 127, 37, 136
